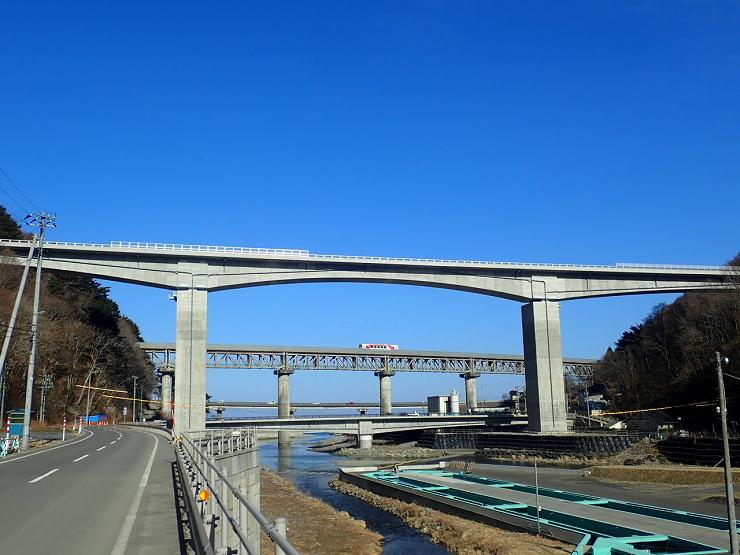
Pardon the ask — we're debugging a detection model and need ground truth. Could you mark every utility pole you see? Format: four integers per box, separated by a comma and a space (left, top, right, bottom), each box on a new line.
0, 235, 37, 423
21, 212, 56, 451
717, 351, 739, 554
38, 372, 53, 425
131, 375, 138, 423
84, 366, 97, 427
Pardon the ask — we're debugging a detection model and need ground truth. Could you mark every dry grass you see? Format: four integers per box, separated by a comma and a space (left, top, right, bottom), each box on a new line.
589, 465, 740, 485
330, 479, 573, 555
259, 469, 383, 555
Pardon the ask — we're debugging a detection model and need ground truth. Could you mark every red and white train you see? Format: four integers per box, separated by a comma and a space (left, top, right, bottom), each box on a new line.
359, 343, 399, 351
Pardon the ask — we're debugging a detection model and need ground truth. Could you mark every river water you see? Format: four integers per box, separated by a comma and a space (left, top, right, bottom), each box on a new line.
260, 434, 452, 555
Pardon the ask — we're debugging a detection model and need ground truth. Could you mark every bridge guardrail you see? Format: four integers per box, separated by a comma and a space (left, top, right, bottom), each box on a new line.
208, 412, 433, 421
0, 239, 732, 271
178, 428, 299, 555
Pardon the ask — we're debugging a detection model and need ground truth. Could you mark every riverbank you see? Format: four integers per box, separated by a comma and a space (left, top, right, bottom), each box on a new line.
474, 436, 664, 467
330, 479, 572, 555
259, 468, 383, 554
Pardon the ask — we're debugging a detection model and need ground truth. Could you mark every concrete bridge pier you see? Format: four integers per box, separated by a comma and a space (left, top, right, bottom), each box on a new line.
160, 371, 173, 419
375, 370, 395, 415
522, 299, 567, 433
460, 372, 480, 413
174, 286, 208, 434
358, 420, 373, 449
275, 367, 294, 445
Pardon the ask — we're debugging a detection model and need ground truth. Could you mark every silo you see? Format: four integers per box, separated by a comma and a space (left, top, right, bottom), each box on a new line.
449, 390, 460, 415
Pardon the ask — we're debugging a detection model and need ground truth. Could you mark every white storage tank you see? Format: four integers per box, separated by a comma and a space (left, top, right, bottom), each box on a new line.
449, 390, 460, 415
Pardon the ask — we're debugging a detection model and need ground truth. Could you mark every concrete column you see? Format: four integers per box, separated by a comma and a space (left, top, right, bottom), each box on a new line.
274, 368, 294, 445
521, 300, 567, 433
375, 370, 395, 415
460, 372, 480, 413
359, 434, 373, 449
174, 287, 208, 434
358, 420, 373, 449
160, 372, 173, 419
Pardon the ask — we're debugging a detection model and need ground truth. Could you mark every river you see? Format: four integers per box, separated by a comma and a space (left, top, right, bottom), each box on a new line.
260, 433, 452, 555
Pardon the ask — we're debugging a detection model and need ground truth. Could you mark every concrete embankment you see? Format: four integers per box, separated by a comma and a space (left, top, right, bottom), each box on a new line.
330, 479, 572, 555
259, 469, 383, 555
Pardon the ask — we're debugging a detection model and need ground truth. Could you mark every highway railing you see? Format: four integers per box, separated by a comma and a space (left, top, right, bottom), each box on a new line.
177, 428, 299, 555
0, 238, 732, 272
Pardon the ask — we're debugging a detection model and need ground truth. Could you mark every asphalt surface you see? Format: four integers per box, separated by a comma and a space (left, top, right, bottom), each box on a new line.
0, 426, 184, 554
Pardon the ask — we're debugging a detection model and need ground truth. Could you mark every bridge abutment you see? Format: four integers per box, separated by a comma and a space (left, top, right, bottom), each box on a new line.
275, 367, 294, 445
375, 370, 395, 415
522, 300, 567, 433
460, 372, 480, 413
174, 287, 208, 434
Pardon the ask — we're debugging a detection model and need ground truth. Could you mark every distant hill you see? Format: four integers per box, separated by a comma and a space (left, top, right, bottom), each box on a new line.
0, 206, 155, 422
595, 253, 739, 431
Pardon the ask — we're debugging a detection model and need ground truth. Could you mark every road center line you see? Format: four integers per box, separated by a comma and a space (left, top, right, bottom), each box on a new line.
73, 454, 89, 462
96, 446, 106, 451
111, 431, 159, 555
110, 441, 117, 444
29, 468, 59, 483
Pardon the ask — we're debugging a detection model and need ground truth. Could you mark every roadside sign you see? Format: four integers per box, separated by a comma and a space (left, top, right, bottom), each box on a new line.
123, 406, 128, 415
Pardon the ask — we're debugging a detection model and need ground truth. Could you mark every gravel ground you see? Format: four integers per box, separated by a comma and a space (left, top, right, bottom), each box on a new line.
337, 445, 449, 459
474, 437, 668, 467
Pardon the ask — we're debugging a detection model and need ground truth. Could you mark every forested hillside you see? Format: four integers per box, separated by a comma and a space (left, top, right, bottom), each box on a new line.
0, 206, 155, 422
595, 254, 740, 430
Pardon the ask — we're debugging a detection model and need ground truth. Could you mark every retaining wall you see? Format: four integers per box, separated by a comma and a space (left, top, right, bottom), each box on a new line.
418, 429, 637, 455
657, 437, 740, 466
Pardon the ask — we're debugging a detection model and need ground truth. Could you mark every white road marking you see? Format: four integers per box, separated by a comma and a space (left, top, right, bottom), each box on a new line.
73, 454, 89, 462
111, 431, 159, 555
96, 446, 106, 451
110, 441, 117, 444
0, 429, 94, 466
29, 468, 60, 483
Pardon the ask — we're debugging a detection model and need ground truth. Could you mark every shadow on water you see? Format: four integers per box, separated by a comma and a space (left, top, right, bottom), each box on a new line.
261, 434, 451, 555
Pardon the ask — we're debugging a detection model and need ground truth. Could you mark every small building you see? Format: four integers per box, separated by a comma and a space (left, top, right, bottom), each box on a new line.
427, 391, 460, 415
623, 411, 676, 435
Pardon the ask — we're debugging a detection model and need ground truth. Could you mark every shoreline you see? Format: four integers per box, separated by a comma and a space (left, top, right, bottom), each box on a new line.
259, 468, 383, 554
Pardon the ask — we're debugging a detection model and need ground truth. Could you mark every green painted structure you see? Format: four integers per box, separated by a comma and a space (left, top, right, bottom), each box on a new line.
356, 469, 730, 554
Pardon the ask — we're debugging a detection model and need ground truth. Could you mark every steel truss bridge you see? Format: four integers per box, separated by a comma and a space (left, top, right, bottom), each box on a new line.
139, 343, 596, 377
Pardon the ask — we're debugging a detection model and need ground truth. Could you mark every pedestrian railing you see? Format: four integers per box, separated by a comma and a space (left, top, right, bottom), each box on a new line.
177, 428, 299, 555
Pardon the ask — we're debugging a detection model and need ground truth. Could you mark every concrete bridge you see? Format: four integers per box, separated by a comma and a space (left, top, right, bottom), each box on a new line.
206, 414, 490, 448
1, 239, 734, 434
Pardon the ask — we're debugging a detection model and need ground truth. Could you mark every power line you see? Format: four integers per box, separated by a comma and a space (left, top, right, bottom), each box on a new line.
0, 166, 39, 213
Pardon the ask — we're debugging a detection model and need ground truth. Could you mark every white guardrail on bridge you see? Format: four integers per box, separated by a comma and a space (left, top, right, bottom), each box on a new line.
0, 238, 732, 271
177, 428, 299, 555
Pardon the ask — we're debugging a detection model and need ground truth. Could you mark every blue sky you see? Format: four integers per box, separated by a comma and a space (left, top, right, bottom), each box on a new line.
1, 2, 738, 404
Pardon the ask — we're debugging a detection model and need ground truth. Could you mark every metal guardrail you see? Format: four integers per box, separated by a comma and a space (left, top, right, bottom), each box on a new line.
177, 428, 299, 555
0, 239, 732, 272
110, 241, 310, 256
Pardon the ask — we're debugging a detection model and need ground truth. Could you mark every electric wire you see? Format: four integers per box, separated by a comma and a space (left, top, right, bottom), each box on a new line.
0, 165, 39, 213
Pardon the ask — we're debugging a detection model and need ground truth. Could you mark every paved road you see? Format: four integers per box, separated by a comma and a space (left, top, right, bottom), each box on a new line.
0, 426, 184, 554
